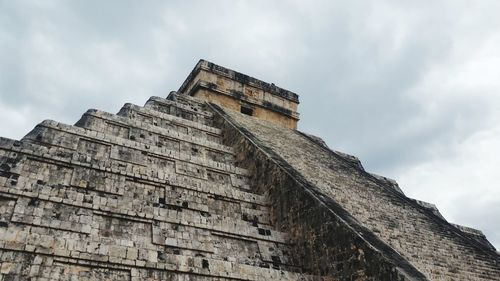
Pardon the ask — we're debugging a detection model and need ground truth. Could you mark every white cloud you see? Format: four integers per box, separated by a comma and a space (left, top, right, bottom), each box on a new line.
400, 127, 500, 245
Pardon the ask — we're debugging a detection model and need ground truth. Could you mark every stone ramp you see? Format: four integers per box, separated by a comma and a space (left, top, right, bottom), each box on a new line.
0, 95, 323, 280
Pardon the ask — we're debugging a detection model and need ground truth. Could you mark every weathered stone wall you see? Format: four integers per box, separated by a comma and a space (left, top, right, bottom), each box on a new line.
212, 104, 500, 281
192, 88, 299, 130
0, 94, 320, 280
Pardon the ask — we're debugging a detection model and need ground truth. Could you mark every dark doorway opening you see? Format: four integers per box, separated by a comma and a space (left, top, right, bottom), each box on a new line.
240, 106, 253, 116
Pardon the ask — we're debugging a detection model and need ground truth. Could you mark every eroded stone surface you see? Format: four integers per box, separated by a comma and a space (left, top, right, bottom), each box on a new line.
0, 93, 321, 280
0, 61, 499, 280
215, 104, 500, 280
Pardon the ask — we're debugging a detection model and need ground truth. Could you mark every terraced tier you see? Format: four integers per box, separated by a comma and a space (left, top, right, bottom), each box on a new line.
0, 94, 323, 280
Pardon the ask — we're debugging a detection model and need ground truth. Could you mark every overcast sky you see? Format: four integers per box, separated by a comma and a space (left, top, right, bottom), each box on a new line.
1, 0, 499, 250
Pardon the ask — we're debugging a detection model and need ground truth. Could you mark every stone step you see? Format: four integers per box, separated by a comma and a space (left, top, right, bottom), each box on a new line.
76, 109, 234, 157
0, 187, 292, 246
144, 96, 214, 127
23, 120, 249, 179
0, 162, 300, 261
0, 130, 304, 271
168, 91, 207, 107
0, 159, 306, 273
0, 167, 271, 228
117, 103, 221, 138
0, 236, 316, 280
0, 137, 263, 205
147, 96, 213, 117
0, 166, 271, 227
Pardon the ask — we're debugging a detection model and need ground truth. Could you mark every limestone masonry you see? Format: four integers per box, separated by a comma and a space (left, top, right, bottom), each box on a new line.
0, 59, 498, 280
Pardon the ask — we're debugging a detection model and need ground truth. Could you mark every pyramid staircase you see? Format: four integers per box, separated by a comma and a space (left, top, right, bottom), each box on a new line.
0, 93, 323, 280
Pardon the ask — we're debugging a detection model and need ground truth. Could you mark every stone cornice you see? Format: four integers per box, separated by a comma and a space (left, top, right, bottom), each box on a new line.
178, 59, 300, 103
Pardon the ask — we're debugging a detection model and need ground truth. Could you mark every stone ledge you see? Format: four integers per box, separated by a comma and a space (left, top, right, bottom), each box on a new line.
78, 109, 233, 153
178, 59, 300, 103
0, 188, 292, 248
146, 96, 214, 118
118, 103, 221, 135
25, 121, 249, 177
0, 145, 263, 205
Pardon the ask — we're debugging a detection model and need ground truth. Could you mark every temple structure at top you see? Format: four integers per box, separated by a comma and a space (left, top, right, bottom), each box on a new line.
178, 59, 300, 129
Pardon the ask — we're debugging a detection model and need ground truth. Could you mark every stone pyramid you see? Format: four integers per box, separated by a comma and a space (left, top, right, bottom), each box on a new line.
0, 60, 498, 280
